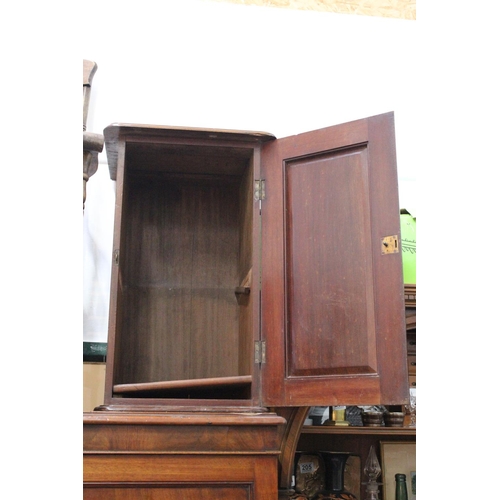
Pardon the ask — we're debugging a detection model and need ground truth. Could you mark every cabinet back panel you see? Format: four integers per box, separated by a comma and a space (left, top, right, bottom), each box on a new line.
115, 166, 252, 386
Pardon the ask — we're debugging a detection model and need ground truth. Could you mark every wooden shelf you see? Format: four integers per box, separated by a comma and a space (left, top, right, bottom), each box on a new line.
113, 375, 253, 400
301, 425, 416, 436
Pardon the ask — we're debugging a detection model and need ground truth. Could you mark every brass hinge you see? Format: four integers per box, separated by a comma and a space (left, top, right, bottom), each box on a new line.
113, 249, 120, 265
254, 179, 266, 201
254, 340, 266, 364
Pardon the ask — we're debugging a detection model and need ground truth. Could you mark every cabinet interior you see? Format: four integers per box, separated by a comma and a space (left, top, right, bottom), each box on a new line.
112, 141, 256, 400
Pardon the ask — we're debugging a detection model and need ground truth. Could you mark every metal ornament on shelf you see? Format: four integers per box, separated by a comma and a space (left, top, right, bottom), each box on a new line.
362, 445, 382, 500
313, 452, 357, 499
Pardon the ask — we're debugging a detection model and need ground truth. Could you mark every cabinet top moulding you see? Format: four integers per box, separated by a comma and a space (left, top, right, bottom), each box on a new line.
103, 123, 276, 180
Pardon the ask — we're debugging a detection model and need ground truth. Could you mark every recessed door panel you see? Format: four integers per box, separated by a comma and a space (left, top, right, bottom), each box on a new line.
285, 145, 377, 378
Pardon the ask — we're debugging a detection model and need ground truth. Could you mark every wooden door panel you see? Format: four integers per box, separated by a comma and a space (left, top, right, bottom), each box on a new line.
284, 144, 376, 378
261, 112, 408, 407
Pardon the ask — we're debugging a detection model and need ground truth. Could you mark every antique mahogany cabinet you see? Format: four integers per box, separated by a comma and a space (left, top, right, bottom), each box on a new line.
83, 112, 409, 499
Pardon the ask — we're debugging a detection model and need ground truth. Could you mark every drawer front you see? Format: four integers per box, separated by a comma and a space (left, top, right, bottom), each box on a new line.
84, 485, 250, 500
408, 375, 416, 388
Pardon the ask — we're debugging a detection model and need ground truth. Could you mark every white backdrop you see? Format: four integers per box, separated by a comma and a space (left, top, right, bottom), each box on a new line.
83, 0, 419, 343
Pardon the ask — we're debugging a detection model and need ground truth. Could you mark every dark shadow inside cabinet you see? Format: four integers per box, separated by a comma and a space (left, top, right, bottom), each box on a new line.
111, 142, 256, 400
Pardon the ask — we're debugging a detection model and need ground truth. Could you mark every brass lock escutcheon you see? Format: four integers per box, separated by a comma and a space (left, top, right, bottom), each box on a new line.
381, 235, 399, 254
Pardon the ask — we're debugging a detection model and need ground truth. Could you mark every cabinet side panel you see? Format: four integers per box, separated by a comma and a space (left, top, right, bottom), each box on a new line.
285, 146, 377, 377
238, 163, 255, 376
104, 141, 126, 403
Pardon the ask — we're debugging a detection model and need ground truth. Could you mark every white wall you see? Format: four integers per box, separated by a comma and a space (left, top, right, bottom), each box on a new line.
83, 1, 419, 342
86, 0, 419, 210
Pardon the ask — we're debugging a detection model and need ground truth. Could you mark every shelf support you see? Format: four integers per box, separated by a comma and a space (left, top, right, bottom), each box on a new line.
273, 406, 311, 499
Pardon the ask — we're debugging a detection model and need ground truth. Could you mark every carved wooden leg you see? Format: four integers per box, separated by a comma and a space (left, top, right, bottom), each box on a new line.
274, 406, 311, 500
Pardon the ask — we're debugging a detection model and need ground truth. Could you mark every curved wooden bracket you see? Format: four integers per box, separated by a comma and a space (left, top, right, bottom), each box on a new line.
273, 406, 311, 499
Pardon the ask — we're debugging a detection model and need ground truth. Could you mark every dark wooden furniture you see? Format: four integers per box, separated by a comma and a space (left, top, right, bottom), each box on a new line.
84, 112, 409, 499
84, 411, 285, 499
99, 111, 407, 411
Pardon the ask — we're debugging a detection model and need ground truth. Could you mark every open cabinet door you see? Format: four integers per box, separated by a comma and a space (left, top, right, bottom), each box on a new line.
260, 112, 408, 407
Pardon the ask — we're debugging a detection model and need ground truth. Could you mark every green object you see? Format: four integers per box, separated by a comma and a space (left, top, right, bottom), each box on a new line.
83, 342, 107, 362
400, 209, 416, 284
395, 473, 408, 500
